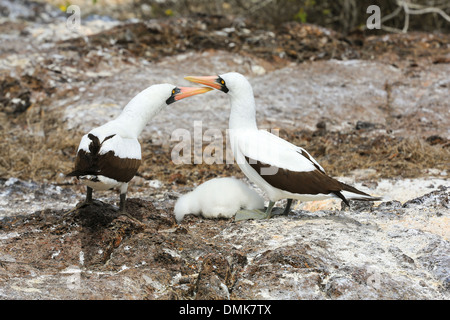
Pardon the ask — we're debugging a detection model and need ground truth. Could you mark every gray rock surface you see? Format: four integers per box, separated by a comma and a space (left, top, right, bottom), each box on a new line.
0, 186, 448, 299
0, 1, 449, 300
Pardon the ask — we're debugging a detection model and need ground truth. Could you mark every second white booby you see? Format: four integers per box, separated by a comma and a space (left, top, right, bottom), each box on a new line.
67, 84, 212, 218
185, 72, 381, 219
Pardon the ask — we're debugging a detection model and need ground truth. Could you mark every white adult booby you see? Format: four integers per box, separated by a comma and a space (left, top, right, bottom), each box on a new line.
185, 72, 381, 219
67, 84, 212, 218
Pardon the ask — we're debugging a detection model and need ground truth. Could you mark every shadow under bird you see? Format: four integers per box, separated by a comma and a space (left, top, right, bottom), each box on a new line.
67, 84, 212, 220
185, 72, 381, 220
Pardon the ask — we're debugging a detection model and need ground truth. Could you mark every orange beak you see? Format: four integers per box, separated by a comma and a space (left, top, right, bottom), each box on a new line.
175, 86, 213, 101
184, 76, 222, 90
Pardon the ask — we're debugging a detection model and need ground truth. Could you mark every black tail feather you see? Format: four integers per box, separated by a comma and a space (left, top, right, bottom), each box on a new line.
340, 182, 382, 201
333, 191, 350, 206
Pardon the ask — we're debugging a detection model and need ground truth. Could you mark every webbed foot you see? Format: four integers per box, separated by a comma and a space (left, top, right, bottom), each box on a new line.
235, 208, 268, 221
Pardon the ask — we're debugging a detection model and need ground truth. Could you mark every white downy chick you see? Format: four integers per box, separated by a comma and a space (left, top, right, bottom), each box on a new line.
174, 177, 264, 223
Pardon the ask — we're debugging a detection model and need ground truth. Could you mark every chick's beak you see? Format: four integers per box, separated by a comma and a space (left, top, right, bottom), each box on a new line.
175, 86, 213, 101
184, 76, 221, 90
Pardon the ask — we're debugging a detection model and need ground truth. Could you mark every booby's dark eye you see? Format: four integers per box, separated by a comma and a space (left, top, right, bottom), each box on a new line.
166, 87, 180, 105
216, 77, 229, 93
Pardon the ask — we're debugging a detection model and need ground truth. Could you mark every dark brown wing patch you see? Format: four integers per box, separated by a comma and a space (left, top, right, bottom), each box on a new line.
67, 134, 141, 183
67, 149, 141, 183
245, 156, 344, 196
97, 150, 141, 182
340, 182, 382, 201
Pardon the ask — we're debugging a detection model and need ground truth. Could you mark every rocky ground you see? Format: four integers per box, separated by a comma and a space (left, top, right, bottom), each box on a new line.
0, 0, 449, 300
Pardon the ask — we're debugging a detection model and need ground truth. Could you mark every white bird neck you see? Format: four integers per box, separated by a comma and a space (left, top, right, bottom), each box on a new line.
115, 91, 166, 138
228, 90, 258, 131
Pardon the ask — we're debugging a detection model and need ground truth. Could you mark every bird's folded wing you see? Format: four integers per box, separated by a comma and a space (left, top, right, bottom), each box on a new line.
236, 130, 344, 195
257, 130, 326, 173
100, 135, 142, 159
71, 134, 141, 182
236, 130, 320, 173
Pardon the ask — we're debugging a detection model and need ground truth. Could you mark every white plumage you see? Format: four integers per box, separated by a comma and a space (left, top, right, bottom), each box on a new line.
185, 72, 381, 219
174, 177, 264, 223
67, 84, 212, 216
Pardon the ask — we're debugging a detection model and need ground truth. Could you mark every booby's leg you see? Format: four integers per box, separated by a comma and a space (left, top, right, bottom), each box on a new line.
282, 199, 293, 215
265, 200, 276, 219
117, 185, 144, 226
83, 186, 103, 207
119, 193, 126, 212
63, 186, 98, 216
86, 186, 93, 203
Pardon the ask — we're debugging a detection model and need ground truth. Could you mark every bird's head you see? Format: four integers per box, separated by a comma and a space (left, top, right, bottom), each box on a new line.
183, 72, 257, 129
184, 72, 251, 98
152, 84, 213, 105
121, 83, 212, 127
